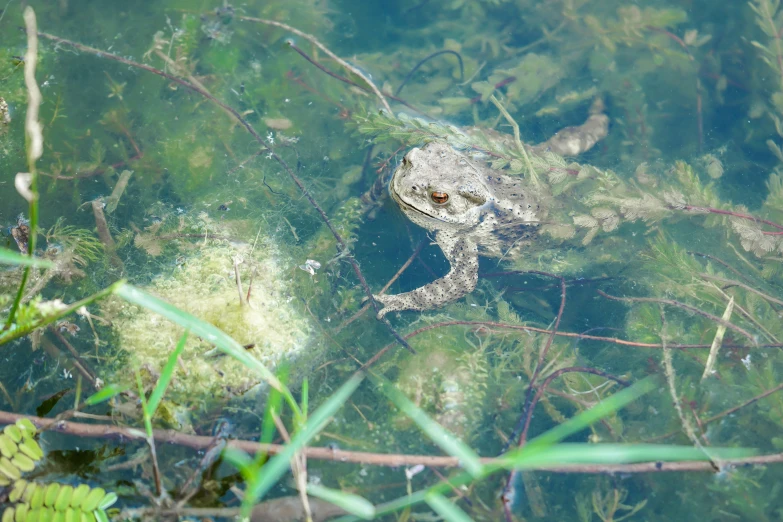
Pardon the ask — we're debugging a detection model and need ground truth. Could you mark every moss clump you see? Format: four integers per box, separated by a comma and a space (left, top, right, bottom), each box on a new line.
103, 233, 313, 401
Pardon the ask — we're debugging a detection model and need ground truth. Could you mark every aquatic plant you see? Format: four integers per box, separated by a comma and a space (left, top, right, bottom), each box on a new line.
2, 1, 783, 521
0, 418, 117, 522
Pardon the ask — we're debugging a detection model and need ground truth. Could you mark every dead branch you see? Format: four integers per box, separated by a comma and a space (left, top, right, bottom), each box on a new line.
0, 410, 780, 473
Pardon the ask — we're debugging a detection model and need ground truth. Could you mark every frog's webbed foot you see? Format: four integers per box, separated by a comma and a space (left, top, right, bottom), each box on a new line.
371, 236, 479, 318
370, 293, 417, 319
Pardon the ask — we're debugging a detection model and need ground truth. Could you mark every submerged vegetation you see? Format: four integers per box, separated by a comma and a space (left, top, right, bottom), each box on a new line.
1, 0, 783, 521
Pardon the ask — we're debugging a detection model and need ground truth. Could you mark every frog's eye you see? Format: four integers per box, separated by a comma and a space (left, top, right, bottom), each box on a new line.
430, 191, 449, 205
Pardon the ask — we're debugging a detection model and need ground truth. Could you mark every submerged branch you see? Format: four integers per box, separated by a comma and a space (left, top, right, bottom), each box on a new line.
0, 410, 780, 472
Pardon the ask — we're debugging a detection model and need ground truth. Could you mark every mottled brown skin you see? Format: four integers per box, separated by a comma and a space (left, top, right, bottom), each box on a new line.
374, 141, 545, 317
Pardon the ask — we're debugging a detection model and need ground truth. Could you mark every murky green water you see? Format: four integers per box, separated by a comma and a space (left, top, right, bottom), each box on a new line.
2, 0, 783, 520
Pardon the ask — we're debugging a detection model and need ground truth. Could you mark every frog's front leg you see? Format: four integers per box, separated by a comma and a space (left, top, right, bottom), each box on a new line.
373, 232, 479, 318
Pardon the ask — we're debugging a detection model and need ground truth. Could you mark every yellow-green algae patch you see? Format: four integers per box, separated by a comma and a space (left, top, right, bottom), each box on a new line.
102, 235, 313, 400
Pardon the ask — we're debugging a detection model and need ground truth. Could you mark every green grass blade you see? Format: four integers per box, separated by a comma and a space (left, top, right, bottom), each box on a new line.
145, 330, 188, 418
525, 376, 656, 449
222, 447, 256, 482
84, 383, 131, 406
255, 366, 287, 467
135, 370, 154, 438
373, 375, 483, 477
337, 441, 752, 522
501, 443, 755, 469
332, 377, 728, 521
114, 283, 300, 415
0, 247, 53, 268
425, 493, 474, 522
306, 484, 375, 520
0, 280, 125, 346
239, 372, 364, 514
301, 378, 309, 420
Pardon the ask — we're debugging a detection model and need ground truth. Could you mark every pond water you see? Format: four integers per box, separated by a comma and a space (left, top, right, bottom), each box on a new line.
1, 0, 783, 521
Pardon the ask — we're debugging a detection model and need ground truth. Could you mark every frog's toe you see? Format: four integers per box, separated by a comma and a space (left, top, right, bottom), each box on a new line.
371, 294, 401, 319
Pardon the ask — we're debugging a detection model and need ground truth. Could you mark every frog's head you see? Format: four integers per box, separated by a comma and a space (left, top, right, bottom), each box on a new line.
390, 142, 492, 230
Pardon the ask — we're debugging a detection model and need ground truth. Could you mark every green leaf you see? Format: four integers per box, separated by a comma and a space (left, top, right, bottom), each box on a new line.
0, 248, 53, 268
373, 375, 483, 478
301, 378, 309, 420
500, 443, 755, 470
425, 493, 474, 522
255, 366, 288, 467
84, 384, 130, 406
84, 383, 131, 406
145, 330, 188, 418
222, 447, 256, 482
238, 373, 364, 515
306, 484, 375, 520
525, 377, 656, 449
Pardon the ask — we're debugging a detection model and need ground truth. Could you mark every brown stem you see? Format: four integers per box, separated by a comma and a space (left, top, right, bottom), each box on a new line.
646, 380, 783, 444
2, 410, 781, 472
48, 328, 99, 389
677, 204, 783, 233
92, 199, 124, 270
699, 273, 783, 308
701, 382, 783, 425
502, 272, 568, 501
597, 290, 757, 345
688, 251, 757, 286
360, 316, 782, 373
147, 434, 163, 497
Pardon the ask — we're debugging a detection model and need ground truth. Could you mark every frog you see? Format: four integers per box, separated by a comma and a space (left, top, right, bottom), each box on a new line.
370, 101, 609, 317
372, 141, 549, 317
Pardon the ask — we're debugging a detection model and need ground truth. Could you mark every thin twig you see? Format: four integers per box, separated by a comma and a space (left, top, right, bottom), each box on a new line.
699, 273, 783, 307
147, 433, 163, 497
360, 317, 783, 373
702, 382, 783, 425
92, 199, 124, 270
48, 328, 100, 389
597, 290, 757, 345
395, 49, 464, 96
272, 413, 313, 522
233, 256, 244, 306
238, 16, 392, 113
677, 204, 783, 233
688, 251, 758, 285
